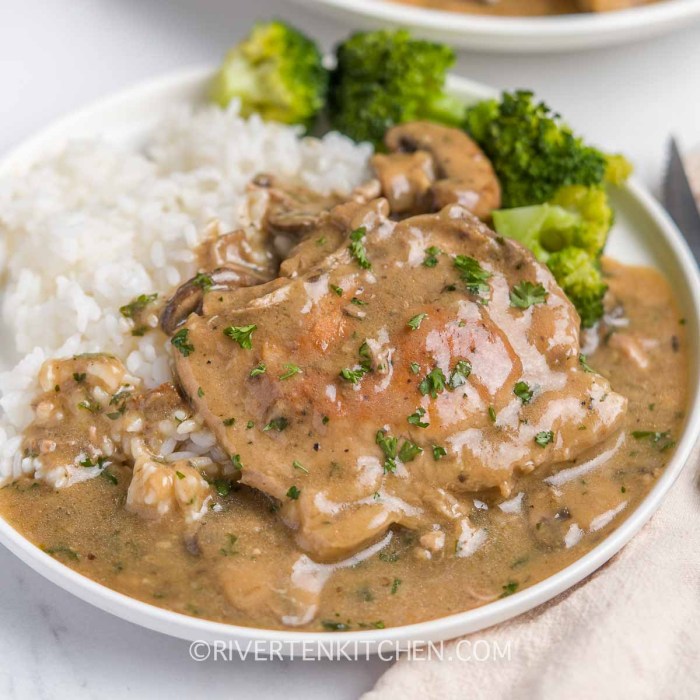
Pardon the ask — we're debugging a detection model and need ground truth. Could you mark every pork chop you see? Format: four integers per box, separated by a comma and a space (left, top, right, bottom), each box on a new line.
173, 199, 626, 562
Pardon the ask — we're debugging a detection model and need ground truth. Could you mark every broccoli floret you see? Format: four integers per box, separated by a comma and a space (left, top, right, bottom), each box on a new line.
210, 21, 328, 128
492, 202, 578, 262
605, 153, 633, 186
546, 248, 607, 328
464, 91, 609, 208
549, 185, 612, 257
328, 30, 465, 147
492, 184, 615, 327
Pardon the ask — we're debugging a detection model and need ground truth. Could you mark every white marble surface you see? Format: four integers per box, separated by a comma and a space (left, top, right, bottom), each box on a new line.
1, 1, 700, 698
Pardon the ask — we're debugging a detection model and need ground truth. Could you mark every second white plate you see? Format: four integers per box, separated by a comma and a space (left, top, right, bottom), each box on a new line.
290, 0, 700, 52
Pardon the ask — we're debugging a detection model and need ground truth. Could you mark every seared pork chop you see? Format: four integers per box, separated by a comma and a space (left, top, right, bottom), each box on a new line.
173, 199, 626, 562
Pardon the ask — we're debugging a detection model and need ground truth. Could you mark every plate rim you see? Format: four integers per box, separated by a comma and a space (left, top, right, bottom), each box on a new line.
1, 66, 699, 654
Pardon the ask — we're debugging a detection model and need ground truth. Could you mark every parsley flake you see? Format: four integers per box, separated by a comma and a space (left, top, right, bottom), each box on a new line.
250, 363, 266, 377
286, 485, 301, 500
407, 313, 427, 331
192, 272, 213, 291
223, 324, 257, 349
432, 445, 447, 460
454, 255, 491, 297
535, 431, 554, 447
510, 282, 548, 309
423, 246, 441, 268
579, 354, 594, 373
348, 226, 371, 270
514, 381, 533, 404
279, 363, 302, 380
419, 367, 447, 399
171, 328, 194, 357
263, 417, 288, 432
292, 460, 309, 474
449, 360, 472, 389
407, 407, 429, 428
120, 293, 157, 319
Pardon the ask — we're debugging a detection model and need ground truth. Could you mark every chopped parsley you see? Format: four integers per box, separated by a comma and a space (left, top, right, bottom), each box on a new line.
331, 284, 343, 296
350, 297, 367, 306
432, 445, 447, 460
499, 581, 519, 598
321, 620, 350, 631
376, 430, 399, 473
454, 255, 491, 298
423, 246, 441, 268
398, 440, 423, 463
535, 430, 554, 447
219, 533, 238, 557
488, 406, 497, 423
192, 272, 213, 291
246, 420, 255, 429
390, 578, 402, 595
279, 363, 302, 380
263, 417, 288, 432
77, 399, 101, 414
223, 324, 257, 349
215, 479, 233, 497
250, 363, 266, 377
407, 312, 427, 330
231, 454, 243, 471
449, 360, 472, 389
73, 372, 86, 383
348, 226, 371, 270
340, 367, 366, 384
292, 460, 309, 474
339, 341, 372, 384
419, 367, 447, 399
407, 407, 429, 428
579, 354, 594, 373
101, 470, 118, 485
171, 328, 194, 357
119, 293, 157, 319
223, 418, 235, 427
410, 362, 420, 375
513, 381, 533, 404
509, 281, 548, 309
286, 485, 301, 500
42, 545, 79, 561
175, 470, 186, 480
376, 429, 423, 470
631, 430, 675, 451
197, 387, 204, 398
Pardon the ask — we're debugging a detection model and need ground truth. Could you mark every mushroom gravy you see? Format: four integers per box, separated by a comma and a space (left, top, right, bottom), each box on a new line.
386, 0, 657, 17
0, 258, 687, 631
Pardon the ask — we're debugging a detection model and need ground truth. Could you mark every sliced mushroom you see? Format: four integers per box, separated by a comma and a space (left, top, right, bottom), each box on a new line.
160, 267, 269, 336
371, 151, 436, 215
380, 121, 501, 220
251, 174, 346, 238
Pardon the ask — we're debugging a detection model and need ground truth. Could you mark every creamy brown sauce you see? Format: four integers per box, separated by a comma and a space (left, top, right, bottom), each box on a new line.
388, 0, 656, 17
0, 257, 687, 631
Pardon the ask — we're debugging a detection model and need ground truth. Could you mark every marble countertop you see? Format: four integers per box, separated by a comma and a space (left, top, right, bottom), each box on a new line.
2, 1, 700, 697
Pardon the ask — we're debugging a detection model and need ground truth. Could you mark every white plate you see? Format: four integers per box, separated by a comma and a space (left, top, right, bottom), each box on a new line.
290, 0, 700, 52
0, 67, 699, 656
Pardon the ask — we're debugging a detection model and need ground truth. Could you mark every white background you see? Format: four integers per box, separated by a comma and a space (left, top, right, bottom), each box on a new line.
1, 1, 700, 698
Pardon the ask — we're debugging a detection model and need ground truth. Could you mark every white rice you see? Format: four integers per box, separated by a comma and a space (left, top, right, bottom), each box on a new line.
0, 102, 373, 486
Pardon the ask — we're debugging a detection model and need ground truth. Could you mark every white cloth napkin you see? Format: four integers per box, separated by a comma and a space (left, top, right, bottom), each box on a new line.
363, 445, 700, 700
